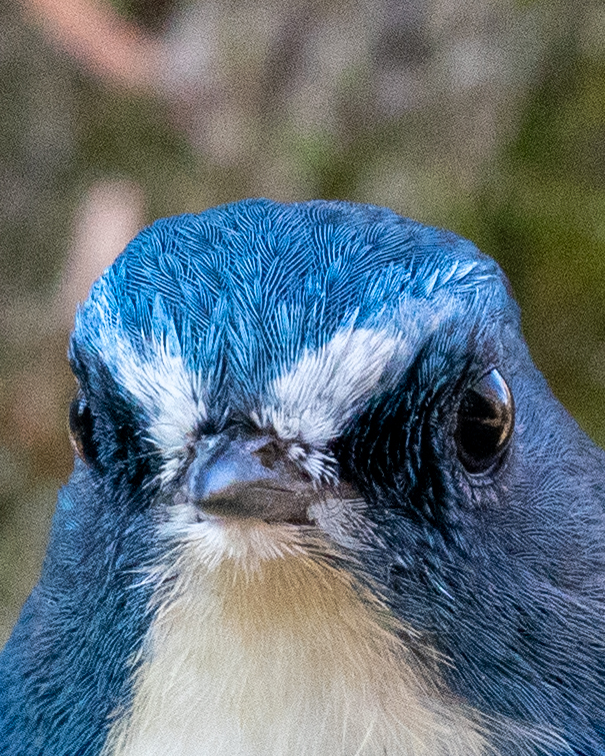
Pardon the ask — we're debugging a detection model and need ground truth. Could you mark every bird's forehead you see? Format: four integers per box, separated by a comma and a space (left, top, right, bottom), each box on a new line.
72, 200, 507, 438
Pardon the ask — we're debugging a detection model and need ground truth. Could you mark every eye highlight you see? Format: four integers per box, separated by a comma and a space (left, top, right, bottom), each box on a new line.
455, 368, 514, 473
69, 394, 98, 465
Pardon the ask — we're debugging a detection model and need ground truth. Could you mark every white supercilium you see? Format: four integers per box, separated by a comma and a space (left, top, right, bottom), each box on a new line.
256, 327, 413, 447
85, 293, 207, 484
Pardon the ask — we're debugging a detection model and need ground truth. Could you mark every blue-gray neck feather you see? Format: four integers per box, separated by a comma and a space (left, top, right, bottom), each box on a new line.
0, 462, 156, 755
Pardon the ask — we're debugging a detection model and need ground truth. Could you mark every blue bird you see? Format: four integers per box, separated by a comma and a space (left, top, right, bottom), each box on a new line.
1, 198, 605, 756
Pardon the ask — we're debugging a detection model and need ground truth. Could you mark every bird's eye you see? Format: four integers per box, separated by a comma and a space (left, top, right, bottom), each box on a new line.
69, 394, 97, 465
455, 368, 514, 473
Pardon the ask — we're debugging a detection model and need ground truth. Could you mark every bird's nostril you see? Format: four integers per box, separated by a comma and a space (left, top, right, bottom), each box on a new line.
252, 440, 282, 470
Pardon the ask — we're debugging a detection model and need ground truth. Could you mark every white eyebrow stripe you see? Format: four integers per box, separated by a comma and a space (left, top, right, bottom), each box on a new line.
257, 327, 417, 447
118, 343, 207, 454
89, 305, 207, 476
80, 285, 456, 483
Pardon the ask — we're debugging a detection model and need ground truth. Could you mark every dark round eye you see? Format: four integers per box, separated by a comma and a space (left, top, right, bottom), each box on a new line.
455, 368, 514, 473
69, 394, 98, 465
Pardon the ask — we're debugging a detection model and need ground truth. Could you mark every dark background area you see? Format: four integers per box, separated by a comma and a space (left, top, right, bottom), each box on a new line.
2, 0, 605, 642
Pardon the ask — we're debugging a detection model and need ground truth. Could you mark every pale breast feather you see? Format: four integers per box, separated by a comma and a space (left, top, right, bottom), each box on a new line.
102, 519, 486, 756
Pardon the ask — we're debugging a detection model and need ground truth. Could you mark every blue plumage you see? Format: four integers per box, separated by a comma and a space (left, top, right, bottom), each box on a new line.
1, 199, 605, 755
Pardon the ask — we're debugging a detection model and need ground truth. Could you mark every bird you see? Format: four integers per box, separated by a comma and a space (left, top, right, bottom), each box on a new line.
1, 198, 605, 756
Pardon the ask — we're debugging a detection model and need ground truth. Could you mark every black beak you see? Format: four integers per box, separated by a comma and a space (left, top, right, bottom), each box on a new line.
184, 435, 316, 524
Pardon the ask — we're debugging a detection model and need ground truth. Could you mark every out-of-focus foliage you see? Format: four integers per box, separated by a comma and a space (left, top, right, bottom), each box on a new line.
460, 18, 605, 443
1, 0, 605, 641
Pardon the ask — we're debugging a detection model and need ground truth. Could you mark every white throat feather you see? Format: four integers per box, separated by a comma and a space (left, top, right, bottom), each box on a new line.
102, 520, 487, 756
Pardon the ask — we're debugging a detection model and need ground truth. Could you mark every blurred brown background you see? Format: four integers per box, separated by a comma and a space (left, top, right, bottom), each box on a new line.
2, 0, 605, 644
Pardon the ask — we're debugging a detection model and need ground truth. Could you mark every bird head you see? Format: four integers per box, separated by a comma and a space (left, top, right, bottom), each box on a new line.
4, 199, 605, 756
69, 199, 518, 548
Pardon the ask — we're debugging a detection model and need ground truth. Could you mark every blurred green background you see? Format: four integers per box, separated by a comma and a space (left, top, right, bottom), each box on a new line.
1, 0, 605, 643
